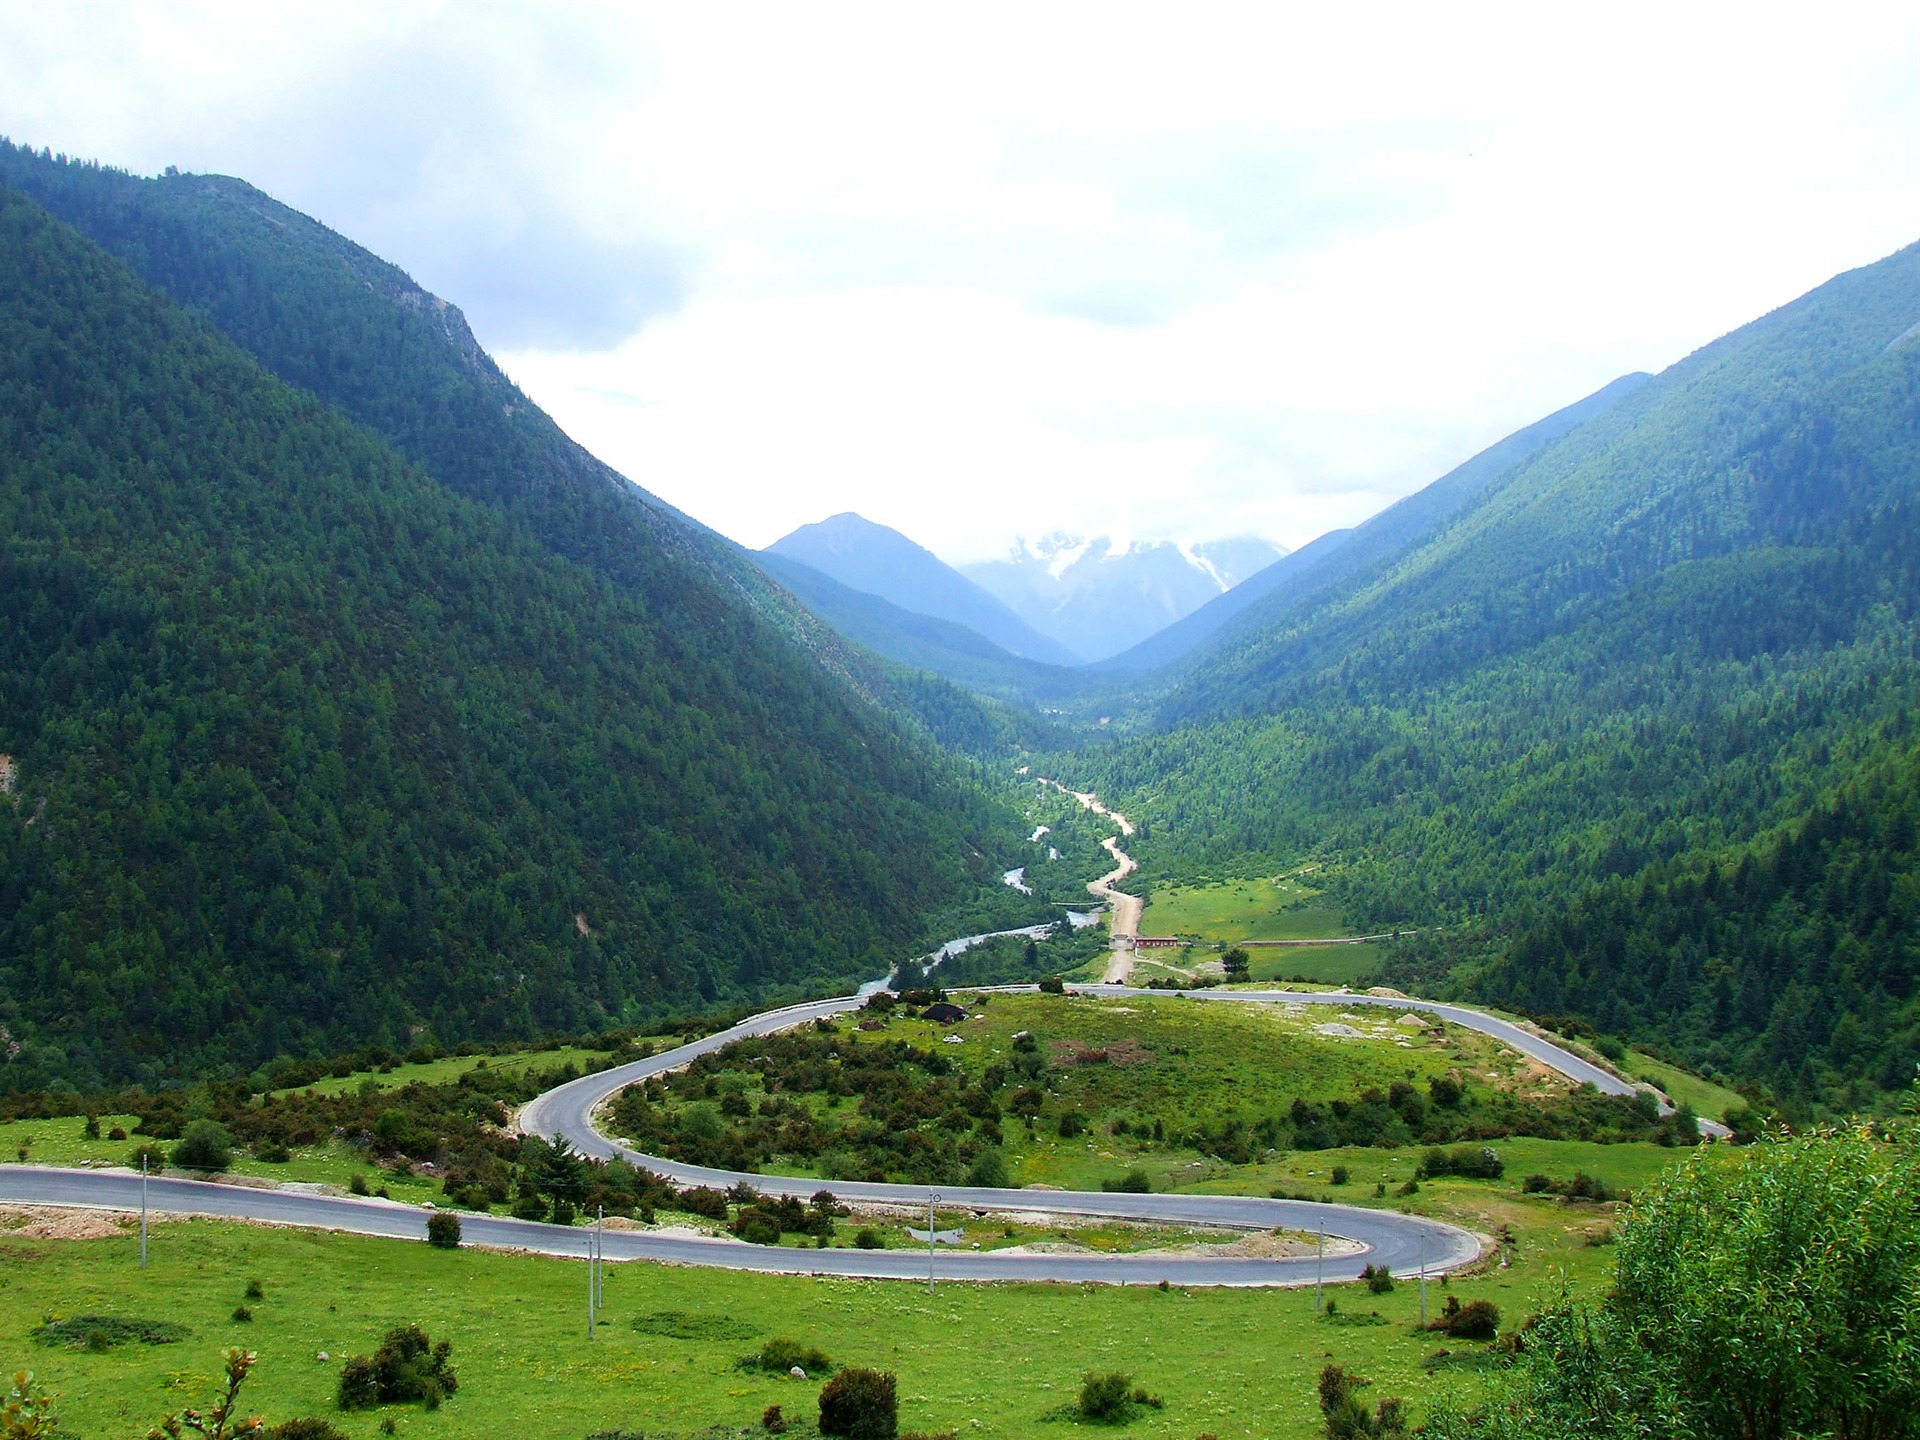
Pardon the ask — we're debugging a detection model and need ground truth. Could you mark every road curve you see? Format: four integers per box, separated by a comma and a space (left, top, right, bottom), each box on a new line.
0, 983, 1700, 1286
520, 977, 1707, 1282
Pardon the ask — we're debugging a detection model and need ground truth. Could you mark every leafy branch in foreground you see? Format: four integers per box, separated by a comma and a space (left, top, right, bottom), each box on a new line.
1422, 1120, 1920, 1439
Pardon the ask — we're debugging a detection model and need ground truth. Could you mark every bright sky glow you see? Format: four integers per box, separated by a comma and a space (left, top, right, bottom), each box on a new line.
5, 1, 1920, 560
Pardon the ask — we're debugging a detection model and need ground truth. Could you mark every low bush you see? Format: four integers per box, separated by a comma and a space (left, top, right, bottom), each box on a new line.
337, 1324, 458, 1410
232, 1306, 254, 1323
31, 1316, 190, 1350
1418, 1145, 1503, 1181
1318, 1365, 1407, 1438
172, 1119, 234, 1172
746, 1337, 833, 1376
1330, 1166, 1350, 1186
1430, 1295, 1500, 1340
267, 1419, 351, 1440
426, 1212, 462, 1249
818, 1366, 897, 1439
1080, 1371, 1132, 1422
1360, 1263, 1394, 1295
762, 1402, 789, 1433
853, 1228, 884, 1250
1101, 1168, 1151, 1194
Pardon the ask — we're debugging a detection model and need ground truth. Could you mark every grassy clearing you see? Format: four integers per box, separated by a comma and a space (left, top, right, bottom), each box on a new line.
1625, 1052, 1745, 1123
277, 1045, 617, 1099
0, 1197, 1631, 1439
1141, 876, 1355, 944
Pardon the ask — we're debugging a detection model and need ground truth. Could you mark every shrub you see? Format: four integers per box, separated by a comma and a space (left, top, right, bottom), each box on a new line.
1056, 1111, 1086, 1139
128, 1141, 169, 1173
336, 1324, 458, 1410
750, 1338, 833, 1375
31, 1316, 190, 1350
966, 1149, 1008, 1187
1361, 1263, 1394, 1294
426, 1212, 462, 1249
853, 1228, 883, 1250
1037, 976, 1066, 994
818, 1366, 898, 1439
172, 1119, 234, 1172
256, 1142, 292, 1164
1318, 1364, 1407, 1437
267, 1419, 352, 1440
108, 1125, 128, 1141
1331, 1166, 1350, 1186
762, 1404, 789, 1433
678, 1186, 730, 1220
82, 1114, 100, 1139
1101, 1168, 1151, 1194
232, 1306, 253, 1323
1434, 1296, 1500, 1340
348, 1174, 370, 1197
1418, 1146, 1503, 1181
1079, 1370, 1132, 1422
244, 1280, 265, 1301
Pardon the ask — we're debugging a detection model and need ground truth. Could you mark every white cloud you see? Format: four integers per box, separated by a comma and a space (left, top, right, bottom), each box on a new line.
5, 0, 1920, 560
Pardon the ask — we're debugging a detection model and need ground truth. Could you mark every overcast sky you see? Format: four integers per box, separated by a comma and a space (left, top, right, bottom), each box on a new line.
6, 1, 1920, 562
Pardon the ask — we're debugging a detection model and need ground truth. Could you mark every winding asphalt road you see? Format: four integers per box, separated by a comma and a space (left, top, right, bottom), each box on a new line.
0, 983, 1705, 1285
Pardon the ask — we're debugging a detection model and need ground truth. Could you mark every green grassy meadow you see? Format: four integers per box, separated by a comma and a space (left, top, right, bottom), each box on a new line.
1134, 877, 1393, 985
0, 1189, 1633, 1440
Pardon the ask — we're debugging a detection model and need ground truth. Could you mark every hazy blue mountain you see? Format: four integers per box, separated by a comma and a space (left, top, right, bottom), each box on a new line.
1094, 372, 1650, 675
765, 513, 1079, 665
752, 550, 1090, 710
962, 534, 1288, 662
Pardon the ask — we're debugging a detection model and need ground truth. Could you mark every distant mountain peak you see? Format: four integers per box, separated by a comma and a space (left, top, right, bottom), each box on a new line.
766, 514, 1081, 665
965, 531, 1288, 662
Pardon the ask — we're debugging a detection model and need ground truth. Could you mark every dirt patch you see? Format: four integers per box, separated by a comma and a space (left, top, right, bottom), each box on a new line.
0, 1204, 142, 1240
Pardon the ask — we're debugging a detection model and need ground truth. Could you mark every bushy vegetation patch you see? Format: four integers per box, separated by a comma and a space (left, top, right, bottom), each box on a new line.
336, 1324, 457, 1410
741, 1338, 834, 1377
632, 1310, 763, 1342
818, 1366, 897, 1439
31, 1315, 190, 1350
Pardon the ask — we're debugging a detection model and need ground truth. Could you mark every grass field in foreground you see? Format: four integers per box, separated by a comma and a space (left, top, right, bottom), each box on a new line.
0, 1194, 1627, 1440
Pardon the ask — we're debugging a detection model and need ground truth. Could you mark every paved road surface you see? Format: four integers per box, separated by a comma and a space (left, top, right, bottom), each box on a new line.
0, 981, 1709, 1284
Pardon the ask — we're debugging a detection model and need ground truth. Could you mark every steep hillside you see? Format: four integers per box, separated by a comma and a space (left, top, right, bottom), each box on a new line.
0, 144, 1024, 760
765, 513, 1077, 665
1097, 373, 1650, 676
964, 533, 1286, 661
0, 183, 1022, 1091
1077, 240, 1920, 1111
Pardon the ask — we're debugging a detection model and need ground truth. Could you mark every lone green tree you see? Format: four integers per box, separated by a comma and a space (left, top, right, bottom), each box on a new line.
1221, 946, 1250, 981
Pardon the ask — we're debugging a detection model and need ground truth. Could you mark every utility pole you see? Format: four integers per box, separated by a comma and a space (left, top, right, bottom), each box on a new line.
1315, 1222, 1323, 1312
926, 1192, 938, 1293
1419, 1229, 1428, 1328
140, 1153, 149, 1270
587, 1230, 596, 1341
595, 1205, 605, 1314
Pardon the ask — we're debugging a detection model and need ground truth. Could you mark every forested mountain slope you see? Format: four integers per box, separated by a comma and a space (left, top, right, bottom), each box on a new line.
0, 143, 1025, 760
1080, 241, 1920, 1112
0, 185, 1021, 1091
1097, 372, 1650, 677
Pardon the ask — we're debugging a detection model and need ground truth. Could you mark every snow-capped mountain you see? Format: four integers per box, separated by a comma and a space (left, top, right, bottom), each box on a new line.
960, 533, 1287, 662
